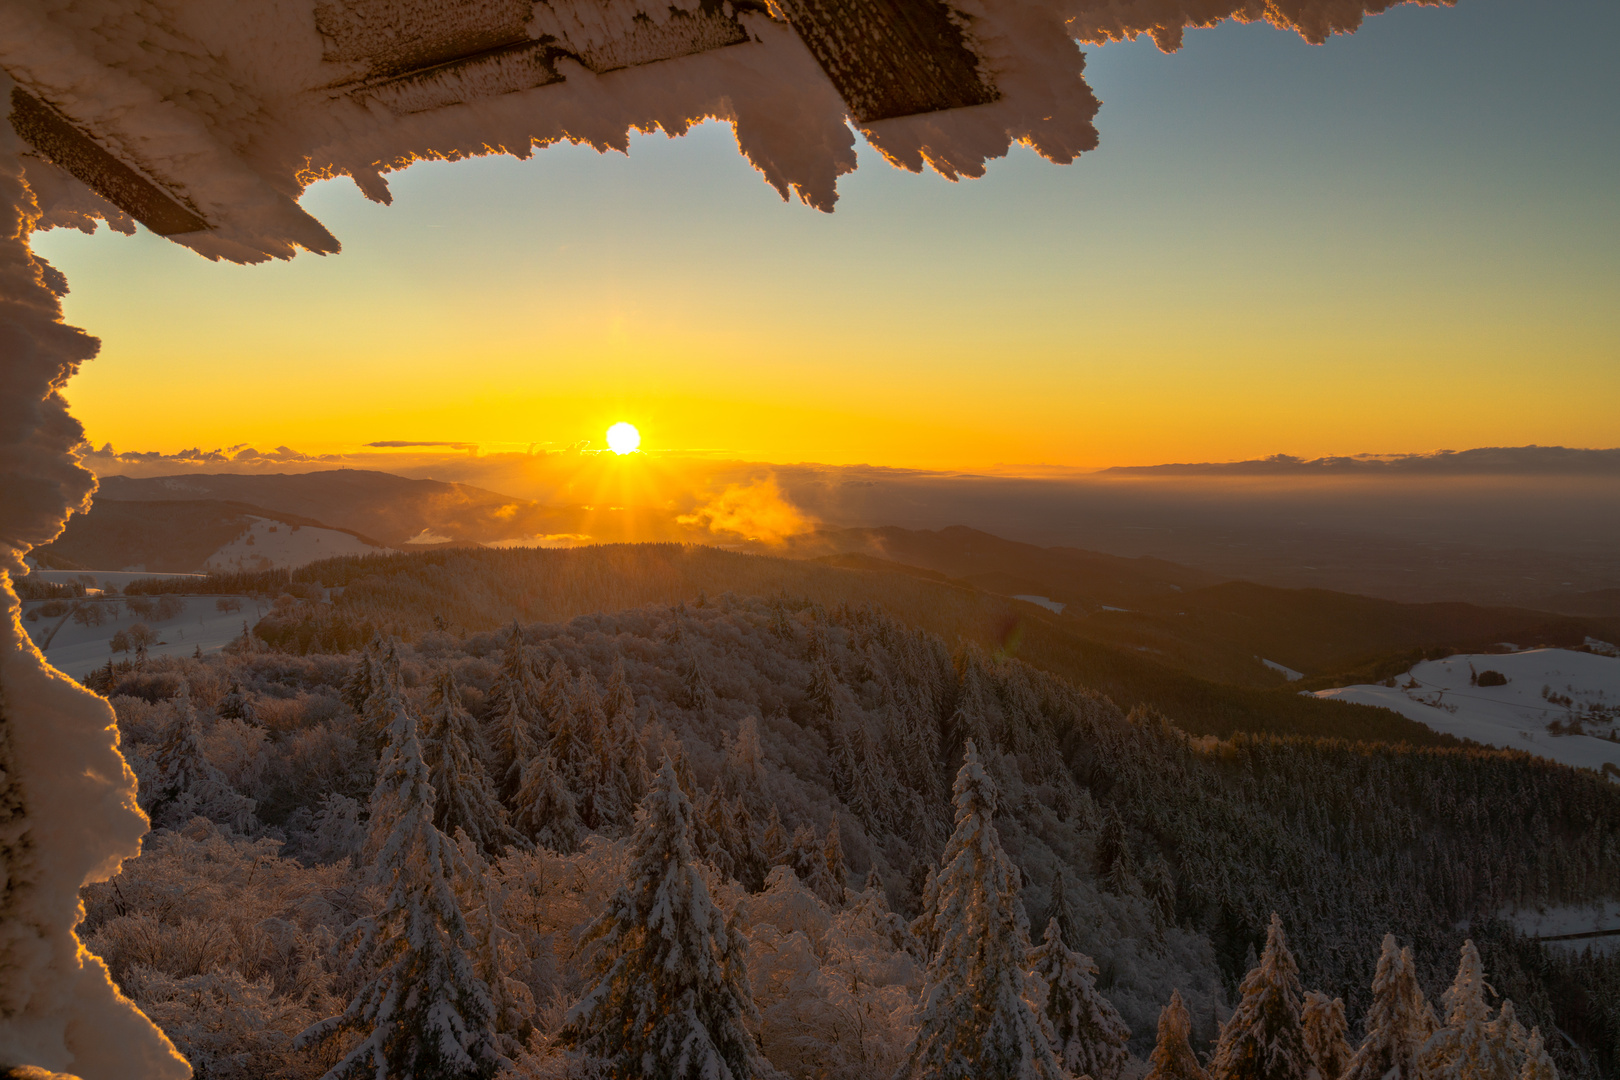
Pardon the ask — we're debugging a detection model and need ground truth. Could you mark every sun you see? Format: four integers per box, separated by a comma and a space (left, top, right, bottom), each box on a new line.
606, 422, 641, 455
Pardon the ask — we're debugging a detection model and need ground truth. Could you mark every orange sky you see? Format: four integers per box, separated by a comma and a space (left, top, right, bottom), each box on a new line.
33, 8, 1620, 471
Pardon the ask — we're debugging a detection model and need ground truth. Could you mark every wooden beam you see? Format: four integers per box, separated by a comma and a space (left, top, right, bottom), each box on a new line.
320, 0, 754, 115
774, 0, 996, 122
8, 88, 208, 236
360, 40, 565, 115
315, 0, 534, 77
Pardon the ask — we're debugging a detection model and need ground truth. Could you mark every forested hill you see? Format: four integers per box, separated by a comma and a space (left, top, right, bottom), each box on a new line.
90, 583, 1620, 1078
244, 544, 1452, 746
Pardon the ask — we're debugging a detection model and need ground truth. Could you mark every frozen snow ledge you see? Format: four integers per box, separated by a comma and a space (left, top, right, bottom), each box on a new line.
0, 90, 190, 1079
0, 0, 1450, 264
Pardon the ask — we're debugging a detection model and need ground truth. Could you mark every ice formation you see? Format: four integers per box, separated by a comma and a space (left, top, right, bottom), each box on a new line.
0, 0, 1447, 1074
0, 0, 1450, 260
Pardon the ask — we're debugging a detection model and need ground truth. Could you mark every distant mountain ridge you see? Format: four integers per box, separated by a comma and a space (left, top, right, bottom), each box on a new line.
96, 470, 556, 548
1101, 445, 1620, 476
35, 499, 387, 573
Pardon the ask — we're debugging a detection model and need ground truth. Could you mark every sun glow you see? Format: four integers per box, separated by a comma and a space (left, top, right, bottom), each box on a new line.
606, 422, 641, 455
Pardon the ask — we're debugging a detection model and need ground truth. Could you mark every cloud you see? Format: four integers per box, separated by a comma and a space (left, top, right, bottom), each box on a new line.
677, 477, 814, 545
83, 442, 330, 472
366, 441, 479, 451
483, 534, 594, 549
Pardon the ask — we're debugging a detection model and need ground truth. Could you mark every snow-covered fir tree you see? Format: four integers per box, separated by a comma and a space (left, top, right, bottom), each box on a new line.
510, 751, 582, 853
603, 654, 637, 726
728, 797, 769, 892
146, 687, 255, 832
1208, 912, 1312, 1080
836, 725, 897, 833
1047, 868, 1081, 951
762, 804, 790, 867
681, 645, 716, 713
815, 816, 848, 908
896, 740, 1066, 1080
543, 666, 589, 790
1096, 807, 1139, 895
590, 673, 649, 836
1031, 916, 1132, 1080
1517, 1029, 1557, 1080
945, 653, 996, 755
1423, 940, 1520, 1080
562, 671, 612, 825
719, 715, 770, 811
805, 651, 842, 734
1146, 989, 1212, 1080
216, 680, 258, 725
1302, 990, 1352, 1080
357, 637, 404, 750
454, 829, 534, 1060
296, 685, 498, 1080
484, 624, 541, 801
1144, 856, 1177, 926
340, 636, 378, 714
1342, 935, 1436, 1080
536, 655, 573, 735
423, 668, 518, 857
697, 787, 740, 881
1490, 1002, 1527, 1080
560, 758, 764, 1080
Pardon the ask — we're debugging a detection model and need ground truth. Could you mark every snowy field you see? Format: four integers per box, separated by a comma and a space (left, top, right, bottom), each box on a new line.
1315, 649, 1620, 778
1012, 594, 1066, 614
1509, 900, 1620, 956
1262, 659, 1304, 681
23, 595, 268, 678
204, 518, 387, 571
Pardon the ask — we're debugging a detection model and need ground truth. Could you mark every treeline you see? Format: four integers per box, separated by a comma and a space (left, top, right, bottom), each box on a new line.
121, 567, 296, 596
259, 544, 1456, 746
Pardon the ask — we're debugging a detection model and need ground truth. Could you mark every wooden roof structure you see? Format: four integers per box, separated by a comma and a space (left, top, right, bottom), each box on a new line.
7, 0, 998, 246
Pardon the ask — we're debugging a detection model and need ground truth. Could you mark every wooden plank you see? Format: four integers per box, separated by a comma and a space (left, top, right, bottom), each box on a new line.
8, 88, 208, 236
773, 0, 996, 122
323, 0, 753, 114
362, 40, 564, 114
563, 5, 750, 75
315, 0, 533, 77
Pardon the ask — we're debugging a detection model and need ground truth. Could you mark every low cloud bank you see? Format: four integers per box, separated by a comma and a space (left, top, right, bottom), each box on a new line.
1103, 447, 1620, 477
677, 477, 815, 544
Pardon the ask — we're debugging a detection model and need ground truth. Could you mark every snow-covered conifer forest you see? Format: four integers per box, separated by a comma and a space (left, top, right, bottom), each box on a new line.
52, 547, 1620, 1079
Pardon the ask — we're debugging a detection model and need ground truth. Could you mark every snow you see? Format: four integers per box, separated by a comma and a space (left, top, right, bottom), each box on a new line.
1587, 637, 1620, 658
23, 595, 267, 678
1507, 901, 1620, 956
0, 103, 189, 1077
1014, 594, 1066, 614
2, 0, 1443, 262
1314, 649, 1620, 779
1262, 659, 1304, 682
202, 517, 388, 571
